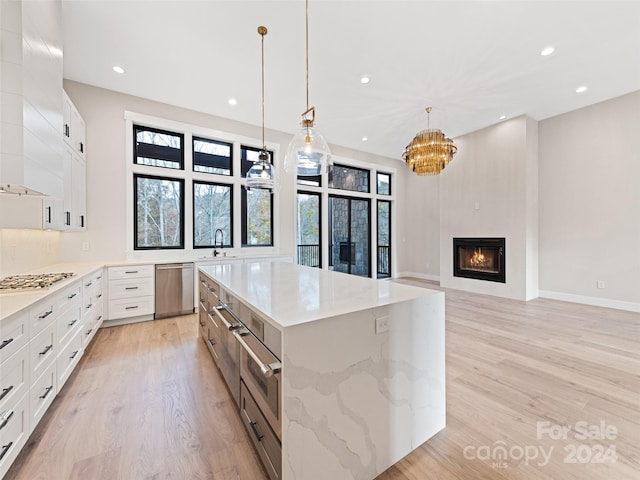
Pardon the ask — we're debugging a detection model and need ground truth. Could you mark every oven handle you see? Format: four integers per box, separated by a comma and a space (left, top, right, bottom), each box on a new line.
233, 329, 282, 378
212, 304, 240, 331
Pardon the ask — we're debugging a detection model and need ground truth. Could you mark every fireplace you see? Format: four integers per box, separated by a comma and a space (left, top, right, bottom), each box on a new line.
453, 238, 505, 283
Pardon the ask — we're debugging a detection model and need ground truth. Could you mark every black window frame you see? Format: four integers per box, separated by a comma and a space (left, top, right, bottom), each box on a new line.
133, 173, 185, 250
377, 172, 392, 196
327, 193, 371, 277
192, 136, 233, 176
241, 186, 274, 247
133, 124, 184, 170
296, 190, 322, 268
377, 199, 392, 278
192, 180, 234, 249
328, 163, 371, 193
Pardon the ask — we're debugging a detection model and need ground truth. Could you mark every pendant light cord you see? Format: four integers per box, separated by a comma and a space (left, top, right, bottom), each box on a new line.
261, 27, 266, 150
305, 0, 309, 113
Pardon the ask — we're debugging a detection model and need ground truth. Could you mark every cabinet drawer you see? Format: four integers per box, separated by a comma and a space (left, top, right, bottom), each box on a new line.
0, 311, 28, 365
81, 321, 97, 347
56, 281, 82, 313
0, 391, 29, 478
109, 265, 154, 280
108, 296, 154, 320
30, 299, 57, 337
57, 331, 83, 392
109, 277, 154, 299
0, 345, 29, 414
57, 304, 82, 348
30, 321, 56, 380
29, 362, 57, 433
240, 382, 281, 480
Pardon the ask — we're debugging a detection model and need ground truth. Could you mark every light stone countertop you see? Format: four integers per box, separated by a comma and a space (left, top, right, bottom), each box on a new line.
0, 255, 291, 322
199, 261, 440, 330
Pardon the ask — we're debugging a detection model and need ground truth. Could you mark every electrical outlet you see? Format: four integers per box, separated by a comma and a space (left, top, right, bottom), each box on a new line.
375, 316, 389, 334
597, 280, 605, 289
82, 241, 90, 251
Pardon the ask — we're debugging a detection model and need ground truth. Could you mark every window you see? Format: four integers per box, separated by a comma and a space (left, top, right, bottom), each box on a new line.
377, 172, 391, 195
377, 200, 391, 278
241, 145, 273, 177
241, 186, 273, 246
297, 174, 321, 187
134, 125, 184, 169
129, 114, 280, 254
134, 174, 184, 249
329, 164, 370, 193
193, 137, 232, 175
193, 181, 232, 248
297, 191, 321, 267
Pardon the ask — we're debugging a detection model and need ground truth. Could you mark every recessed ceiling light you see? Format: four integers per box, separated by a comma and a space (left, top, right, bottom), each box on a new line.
362, 136, 368, 142
540, 46, 555, 57
113, 66, 125, 74
228, 98, 237, 106
575, 85, 588, 93
360, 76, 370, 85
499, 115, 507, 120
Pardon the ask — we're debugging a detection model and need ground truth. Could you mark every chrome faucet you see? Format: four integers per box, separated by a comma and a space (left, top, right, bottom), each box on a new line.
213, 228, 224, 256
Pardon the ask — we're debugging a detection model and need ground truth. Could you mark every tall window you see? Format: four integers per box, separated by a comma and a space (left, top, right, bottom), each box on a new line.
297, 191, 321, 267
377, 200, 391, 278
134, 174, 184, 249
241, 187, 273, 246
328, 195, 370, 277
193, 182, 232, 248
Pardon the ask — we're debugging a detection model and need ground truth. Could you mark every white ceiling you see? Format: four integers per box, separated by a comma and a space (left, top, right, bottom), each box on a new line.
61, 1, 640, 161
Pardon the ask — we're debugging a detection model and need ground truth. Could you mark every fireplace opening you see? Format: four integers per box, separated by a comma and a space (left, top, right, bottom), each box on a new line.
453, 238, 505, 283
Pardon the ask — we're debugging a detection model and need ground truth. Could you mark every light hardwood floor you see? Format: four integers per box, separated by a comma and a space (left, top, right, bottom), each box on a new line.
5, 280, 640, 479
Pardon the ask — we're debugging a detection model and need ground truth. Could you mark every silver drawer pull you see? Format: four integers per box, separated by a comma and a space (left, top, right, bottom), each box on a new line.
0, 338, 13, 350
67, 293, 77, 299
125, 305, 139, 310
85, 281, 93, 287
125, 270, 138, 274
39, 344, 53, 356
70, 350, 79, 359
233, 329, 281, 378
0, 409, 13, 430
125, 286, 139, 290
39, 309, 53, 320
68, 319, 78, 327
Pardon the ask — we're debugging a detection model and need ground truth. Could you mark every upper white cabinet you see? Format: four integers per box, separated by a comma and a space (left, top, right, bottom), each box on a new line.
63, 90, 86, 161
0, 0, 64, 198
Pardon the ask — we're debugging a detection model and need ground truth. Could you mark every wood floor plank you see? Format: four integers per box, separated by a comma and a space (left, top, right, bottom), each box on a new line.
5, 279, 639, 479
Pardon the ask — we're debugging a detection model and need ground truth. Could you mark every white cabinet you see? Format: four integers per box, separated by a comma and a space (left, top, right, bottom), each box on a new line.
107, 265, 155, 321
81, 270, 104, 345
0, 267, 105, 475
61, 91, 87, 231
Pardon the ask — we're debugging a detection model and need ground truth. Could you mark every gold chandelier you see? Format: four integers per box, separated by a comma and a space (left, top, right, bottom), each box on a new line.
402, 107, 457, 176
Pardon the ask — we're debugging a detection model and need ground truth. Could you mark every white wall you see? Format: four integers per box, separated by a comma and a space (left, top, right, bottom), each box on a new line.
0, 228, 60, 277
438, 115, 539, 301
59, 80, 400, 263
538, 90, 640, 309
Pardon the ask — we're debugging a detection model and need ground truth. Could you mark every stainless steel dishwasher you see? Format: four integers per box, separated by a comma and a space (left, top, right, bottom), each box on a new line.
155, 263, 194, 319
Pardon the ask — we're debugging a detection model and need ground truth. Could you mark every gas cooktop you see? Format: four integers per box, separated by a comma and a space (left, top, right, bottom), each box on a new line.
0, 272, 75, 292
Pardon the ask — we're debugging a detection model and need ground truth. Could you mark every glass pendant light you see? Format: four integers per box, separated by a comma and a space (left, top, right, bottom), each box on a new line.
284, 0, 332, 176
246, 25, 276, 190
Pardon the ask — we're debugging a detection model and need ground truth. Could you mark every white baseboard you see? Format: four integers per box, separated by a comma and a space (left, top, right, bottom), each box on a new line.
539, 290, 640, 313
396, 271, 440, 283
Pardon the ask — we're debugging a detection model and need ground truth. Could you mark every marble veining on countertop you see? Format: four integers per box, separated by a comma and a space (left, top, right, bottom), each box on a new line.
199, 262, 440, 329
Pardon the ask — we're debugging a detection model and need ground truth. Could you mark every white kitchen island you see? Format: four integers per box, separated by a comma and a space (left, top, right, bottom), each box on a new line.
199, 261, 445, 480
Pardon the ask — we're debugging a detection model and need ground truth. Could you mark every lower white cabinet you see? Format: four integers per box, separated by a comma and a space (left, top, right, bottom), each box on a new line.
0, 266, 105, 477
29, 361, 56, 432
0, 391, 29, 479
107, 265, 154, 321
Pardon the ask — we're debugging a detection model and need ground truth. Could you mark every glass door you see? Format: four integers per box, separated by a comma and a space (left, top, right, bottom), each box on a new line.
328, 195, 370, 277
